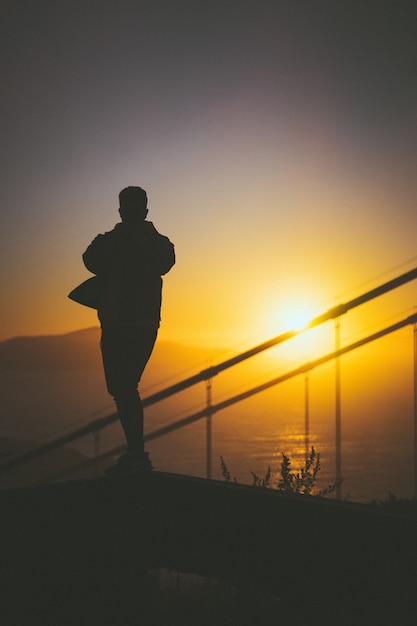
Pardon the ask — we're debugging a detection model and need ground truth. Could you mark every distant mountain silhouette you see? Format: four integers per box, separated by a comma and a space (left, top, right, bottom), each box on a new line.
0, 327, 102, 370
0, 328, 225, 374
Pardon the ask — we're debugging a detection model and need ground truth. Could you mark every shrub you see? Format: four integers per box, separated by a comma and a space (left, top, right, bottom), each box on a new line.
221, 446, 340, 497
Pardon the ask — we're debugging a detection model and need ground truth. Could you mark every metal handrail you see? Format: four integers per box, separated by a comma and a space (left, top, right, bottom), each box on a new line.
37, 312, 417, 483
2, 266, 417, 476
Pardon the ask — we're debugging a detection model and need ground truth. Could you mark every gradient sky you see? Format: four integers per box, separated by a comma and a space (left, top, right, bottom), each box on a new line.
1, 0, 417, 349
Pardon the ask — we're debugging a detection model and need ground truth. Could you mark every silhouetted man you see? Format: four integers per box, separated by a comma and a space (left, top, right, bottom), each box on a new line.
83, 186, 175, 474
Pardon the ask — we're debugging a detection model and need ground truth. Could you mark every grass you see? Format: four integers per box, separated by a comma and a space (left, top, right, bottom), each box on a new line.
221, 446, 340, 496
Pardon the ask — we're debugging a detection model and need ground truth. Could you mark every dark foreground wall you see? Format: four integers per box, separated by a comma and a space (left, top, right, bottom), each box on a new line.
2, 472, 417, 624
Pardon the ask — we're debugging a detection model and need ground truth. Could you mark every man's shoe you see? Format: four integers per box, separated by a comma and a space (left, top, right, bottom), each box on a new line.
105, 451, 153, 476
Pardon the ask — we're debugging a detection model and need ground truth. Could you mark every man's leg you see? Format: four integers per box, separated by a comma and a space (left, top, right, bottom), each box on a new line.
114, 389, 144, 456
101, 325, 158, 465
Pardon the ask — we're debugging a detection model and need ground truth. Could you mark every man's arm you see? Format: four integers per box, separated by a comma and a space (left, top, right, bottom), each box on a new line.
142, 222, 175, 276
153, 233, 175, 275
82, 232, 118, 275
83, 223, 175, 277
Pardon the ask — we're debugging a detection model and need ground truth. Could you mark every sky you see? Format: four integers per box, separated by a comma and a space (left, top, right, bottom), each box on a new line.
1, 0, 417, 350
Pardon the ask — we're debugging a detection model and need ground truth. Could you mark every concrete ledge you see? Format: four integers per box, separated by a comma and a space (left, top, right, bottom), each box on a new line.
2, 472, 417, 623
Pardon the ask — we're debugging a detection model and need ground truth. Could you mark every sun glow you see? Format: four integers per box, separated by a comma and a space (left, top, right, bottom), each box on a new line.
258, 294, 334, 361
281, 304, 315, 332
265, 297, 321, 336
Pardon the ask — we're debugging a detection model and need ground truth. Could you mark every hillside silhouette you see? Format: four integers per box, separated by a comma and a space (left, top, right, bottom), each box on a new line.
0, 327, 103, 370
0, 327, 223, 373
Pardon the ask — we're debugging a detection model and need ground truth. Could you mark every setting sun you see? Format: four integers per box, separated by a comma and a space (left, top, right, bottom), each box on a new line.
281, 303, 316, 332
263, 292, 323, 337
256, 294, 336, 363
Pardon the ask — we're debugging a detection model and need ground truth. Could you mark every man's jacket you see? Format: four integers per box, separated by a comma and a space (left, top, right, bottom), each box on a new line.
82, 220, 175, 327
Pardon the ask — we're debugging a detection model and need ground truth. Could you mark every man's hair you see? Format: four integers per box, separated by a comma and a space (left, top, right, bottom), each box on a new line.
119, 186, 147, 208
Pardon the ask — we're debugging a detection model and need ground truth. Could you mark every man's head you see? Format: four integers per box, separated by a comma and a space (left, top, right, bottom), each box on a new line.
118, 186, 148, 222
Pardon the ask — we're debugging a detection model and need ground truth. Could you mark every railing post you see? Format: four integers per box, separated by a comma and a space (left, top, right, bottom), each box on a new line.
304, 373, 310, 460
335, 317, 342, 499
206, 378, 213, 479
414, 321, 417, 498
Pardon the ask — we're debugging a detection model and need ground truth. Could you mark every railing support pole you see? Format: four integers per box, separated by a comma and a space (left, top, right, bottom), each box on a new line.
304, 373, 310, 460
414, 322, 417, 498
335, 317, 342, 499
206, 378, 213, 479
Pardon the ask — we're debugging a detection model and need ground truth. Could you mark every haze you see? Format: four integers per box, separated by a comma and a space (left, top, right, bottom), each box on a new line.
1, 1, 416, 349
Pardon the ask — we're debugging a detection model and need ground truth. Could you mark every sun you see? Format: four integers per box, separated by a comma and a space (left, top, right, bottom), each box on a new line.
267, 297, 319, 335
281, 303, 315, 332
255, 286, 330, 350
260, 295, 332, 362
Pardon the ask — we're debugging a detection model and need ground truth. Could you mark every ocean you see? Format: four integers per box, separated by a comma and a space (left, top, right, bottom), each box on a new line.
1, 363, 415, 503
